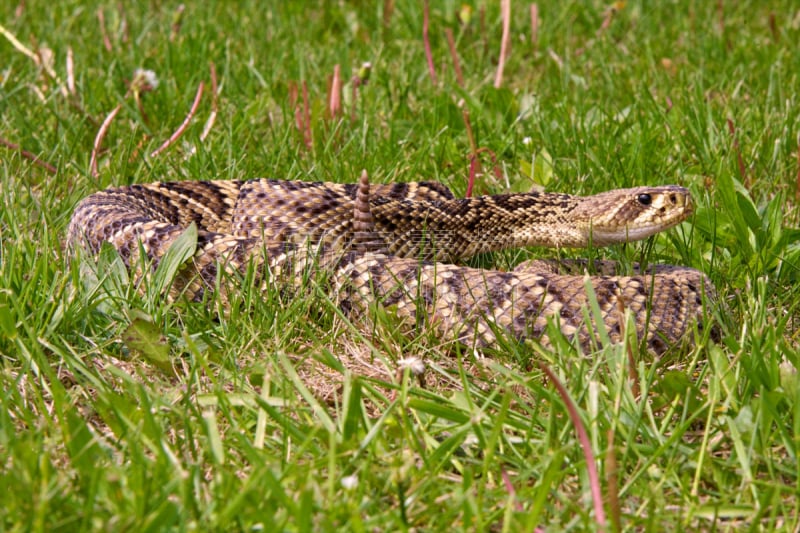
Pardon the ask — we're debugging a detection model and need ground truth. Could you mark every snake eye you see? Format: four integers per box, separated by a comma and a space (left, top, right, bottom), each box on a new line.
637, 193, 652, 206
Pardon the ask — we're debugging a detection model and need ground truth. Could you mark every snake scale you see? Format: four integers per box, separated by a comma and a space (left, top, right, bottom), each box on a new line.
67, 172, 714, 354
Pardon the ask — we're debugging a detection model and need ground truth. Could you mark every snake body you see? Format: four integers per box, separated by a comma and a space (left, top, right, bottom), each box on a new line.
67, 172, 714, 354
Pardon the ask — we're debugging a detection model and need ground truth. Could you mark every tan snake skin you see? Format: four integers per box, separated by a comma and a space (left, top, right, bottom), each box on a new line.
67, 172, 715, 354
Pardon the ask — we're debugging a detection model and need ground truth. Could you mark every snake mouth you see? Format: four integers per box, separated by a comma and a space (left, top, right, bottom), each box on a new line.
589, 218, 690, 245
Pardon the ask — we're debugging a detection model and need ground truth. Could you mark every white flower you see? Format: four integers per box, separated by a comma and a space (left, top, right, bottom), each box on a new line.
341, 474, 359, 490
132, 68, 159, 90
397, 357, 426, 376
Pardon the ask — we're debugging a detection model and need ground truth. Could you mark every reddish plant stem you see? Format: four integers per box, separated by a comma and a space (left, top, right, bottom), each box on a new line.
539, 362, 607, 531
329, 64, 342, 118
170, 4, 185, 42
494, 0, 511, 88
479, 6, 488, 55
466, 154, 479, 198
422, 0, 437, 84
726, 118, 747, 181
118, 2, 129, 43
301, 81, 312, 150
150, 82, 205, 158
289, 81, 312, 148
479, 147, 504, 182
0, 137, 57, 174
462, 108, 476, 152
597, 3, 620, 36
132, 89, 149, 126
444, 28, 463, 87
530, 4, 539, 48
466, 147, 503, 198
90, 104, 121, 178
209, 61, 219, 106
768, 12, 779, 42
717, 0, 731, 49
382, 0, 394, 27
97, 8, 112, 52
500, 468, 523, 512
464, 103, 478, 198
200, 62, 219, 142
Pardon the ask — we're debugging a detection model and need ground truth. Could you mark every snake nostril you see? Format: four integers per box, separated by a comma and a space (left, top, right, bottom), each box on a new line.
637, 193, 652, 206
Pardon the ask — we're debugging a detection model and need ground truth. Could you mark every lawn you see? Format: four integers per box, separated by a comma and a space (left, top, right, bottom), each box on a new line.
2, 0, 800, 530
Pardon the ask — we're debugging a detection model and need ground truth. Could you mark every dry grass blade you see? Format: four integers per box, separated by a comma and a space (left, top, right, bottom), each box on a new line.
150, 82, 205, 158
539, 362, 607, 530
0, 22, 66, 94
66, 47, 76, 95
0, 138, 57, 174
90, 104, 121, 178
97, 8, 112, 52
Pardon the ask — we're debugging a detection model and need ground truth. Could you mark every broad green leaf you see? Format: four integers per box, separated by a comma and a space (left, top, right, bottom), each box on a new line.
517, 148, 553, 191
407, 398, 470, 423
427, 426, 472, 471
716, 171, 755, 257
340, 373, 363, 441
151, 223, 198, 296
121, 315, 173, 374
202, 409, 225, 464
0, 290, 16, 339
735, 191, 761, 235
63, 409, 109, 475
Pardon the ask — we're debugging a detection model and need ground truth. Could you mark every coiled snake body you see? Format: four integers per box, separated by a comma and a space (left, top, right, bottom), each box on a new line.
68, 172, 714, 354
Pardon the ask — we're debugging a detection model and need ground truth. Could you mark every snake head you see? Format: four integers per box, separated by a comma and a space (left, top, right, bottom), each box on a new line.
575, 185, 694, 245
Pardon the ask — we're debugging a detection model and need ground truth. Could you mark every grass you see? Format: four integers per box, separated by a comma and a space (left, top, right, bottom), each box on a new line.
2, 0, 800, 530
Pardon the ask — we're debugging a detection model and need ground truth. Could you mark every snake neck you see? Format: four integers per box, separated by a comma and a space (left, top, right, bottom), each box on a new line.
370, 192, 590, 260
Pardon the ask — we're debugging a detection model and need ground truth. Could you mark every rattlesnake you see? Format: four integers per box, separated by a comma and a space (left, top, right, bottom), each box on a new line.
67, 171, 715, 354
